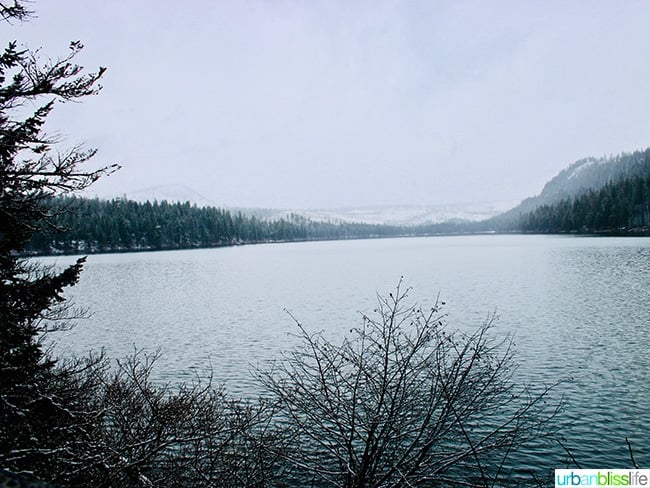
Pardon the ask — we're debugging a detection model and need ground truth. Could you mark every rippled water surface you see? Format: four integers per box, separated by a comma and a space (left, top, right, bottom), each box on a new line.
43, 235, 649, 472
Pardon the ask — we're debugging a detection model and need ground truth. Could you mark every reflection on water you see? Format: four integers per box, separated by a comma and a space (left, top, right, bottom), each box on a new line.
43, 235, 650, 471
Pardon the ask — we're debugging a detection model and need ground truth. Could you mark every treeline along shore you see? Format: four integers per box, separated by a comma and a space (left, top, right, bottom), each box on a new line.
27, 196, 476, 255
28, 171, 650, 257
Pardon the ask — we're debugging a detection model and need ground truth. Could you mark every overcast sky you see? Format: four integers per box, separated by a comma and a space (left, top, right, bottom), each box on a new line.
5, 1, 650, 209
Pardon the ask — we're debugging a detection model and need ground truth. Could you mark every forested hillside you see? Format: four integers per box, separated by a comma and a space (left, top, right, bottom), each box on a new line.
517, 174, 650, 233
489, 148, 650, 229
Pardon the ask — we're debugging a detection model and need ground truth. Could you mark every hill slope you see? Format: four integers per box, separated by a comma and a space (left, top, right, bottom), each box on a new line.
519, 174, 650, 233
490, 148, 650, 229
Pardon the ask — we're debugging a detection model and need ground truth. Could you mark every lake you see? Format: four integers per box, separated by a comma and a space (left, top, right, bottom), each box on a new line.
42, 234, 649, 473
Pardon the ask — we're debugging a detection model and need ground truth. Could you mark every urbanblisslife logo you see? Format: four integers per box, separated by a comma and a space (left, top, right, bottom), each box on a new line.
555, 470, 650, 487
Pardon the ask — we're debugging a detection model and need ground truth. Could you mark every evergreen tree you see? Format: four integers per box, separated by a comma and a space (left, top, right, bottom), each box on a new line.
0, 2, 117, 473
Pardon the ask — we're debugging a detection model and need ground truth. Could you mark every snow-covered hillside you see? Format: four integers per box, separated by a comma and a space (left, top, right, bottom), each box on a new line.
256, 201, 517, 225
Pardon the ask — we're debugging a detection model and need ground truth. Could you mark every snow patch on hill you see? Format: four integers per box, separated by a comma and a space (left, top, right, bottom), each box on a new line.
566, 157, 602, 180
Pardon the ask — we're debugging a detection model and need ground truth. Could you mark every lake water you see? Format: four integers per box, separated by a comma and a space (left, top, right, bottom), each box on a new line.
42, 235, 649, 473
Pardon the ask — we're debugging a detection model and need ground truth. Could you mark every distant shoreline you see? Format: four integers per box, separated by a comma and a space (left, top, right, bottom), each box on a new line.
25, 229, 649, 259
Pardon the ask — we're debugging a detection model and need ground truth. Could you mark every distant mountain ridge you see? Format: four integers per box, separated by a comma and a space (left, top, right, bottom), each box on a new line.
108, 147, 650, 230
113, 185, 514, 226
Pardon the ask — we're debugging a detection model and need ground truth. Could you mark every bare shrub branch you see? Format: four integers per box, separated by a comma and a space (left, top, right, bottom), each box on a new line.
260, 280, 561, 487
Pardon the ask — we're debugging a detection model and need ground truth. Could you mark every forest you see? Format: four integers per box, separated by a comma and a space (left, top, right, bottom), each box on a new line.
26, 196, 474, 255
517, 174, 650, 234
27, 169, 650, 257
